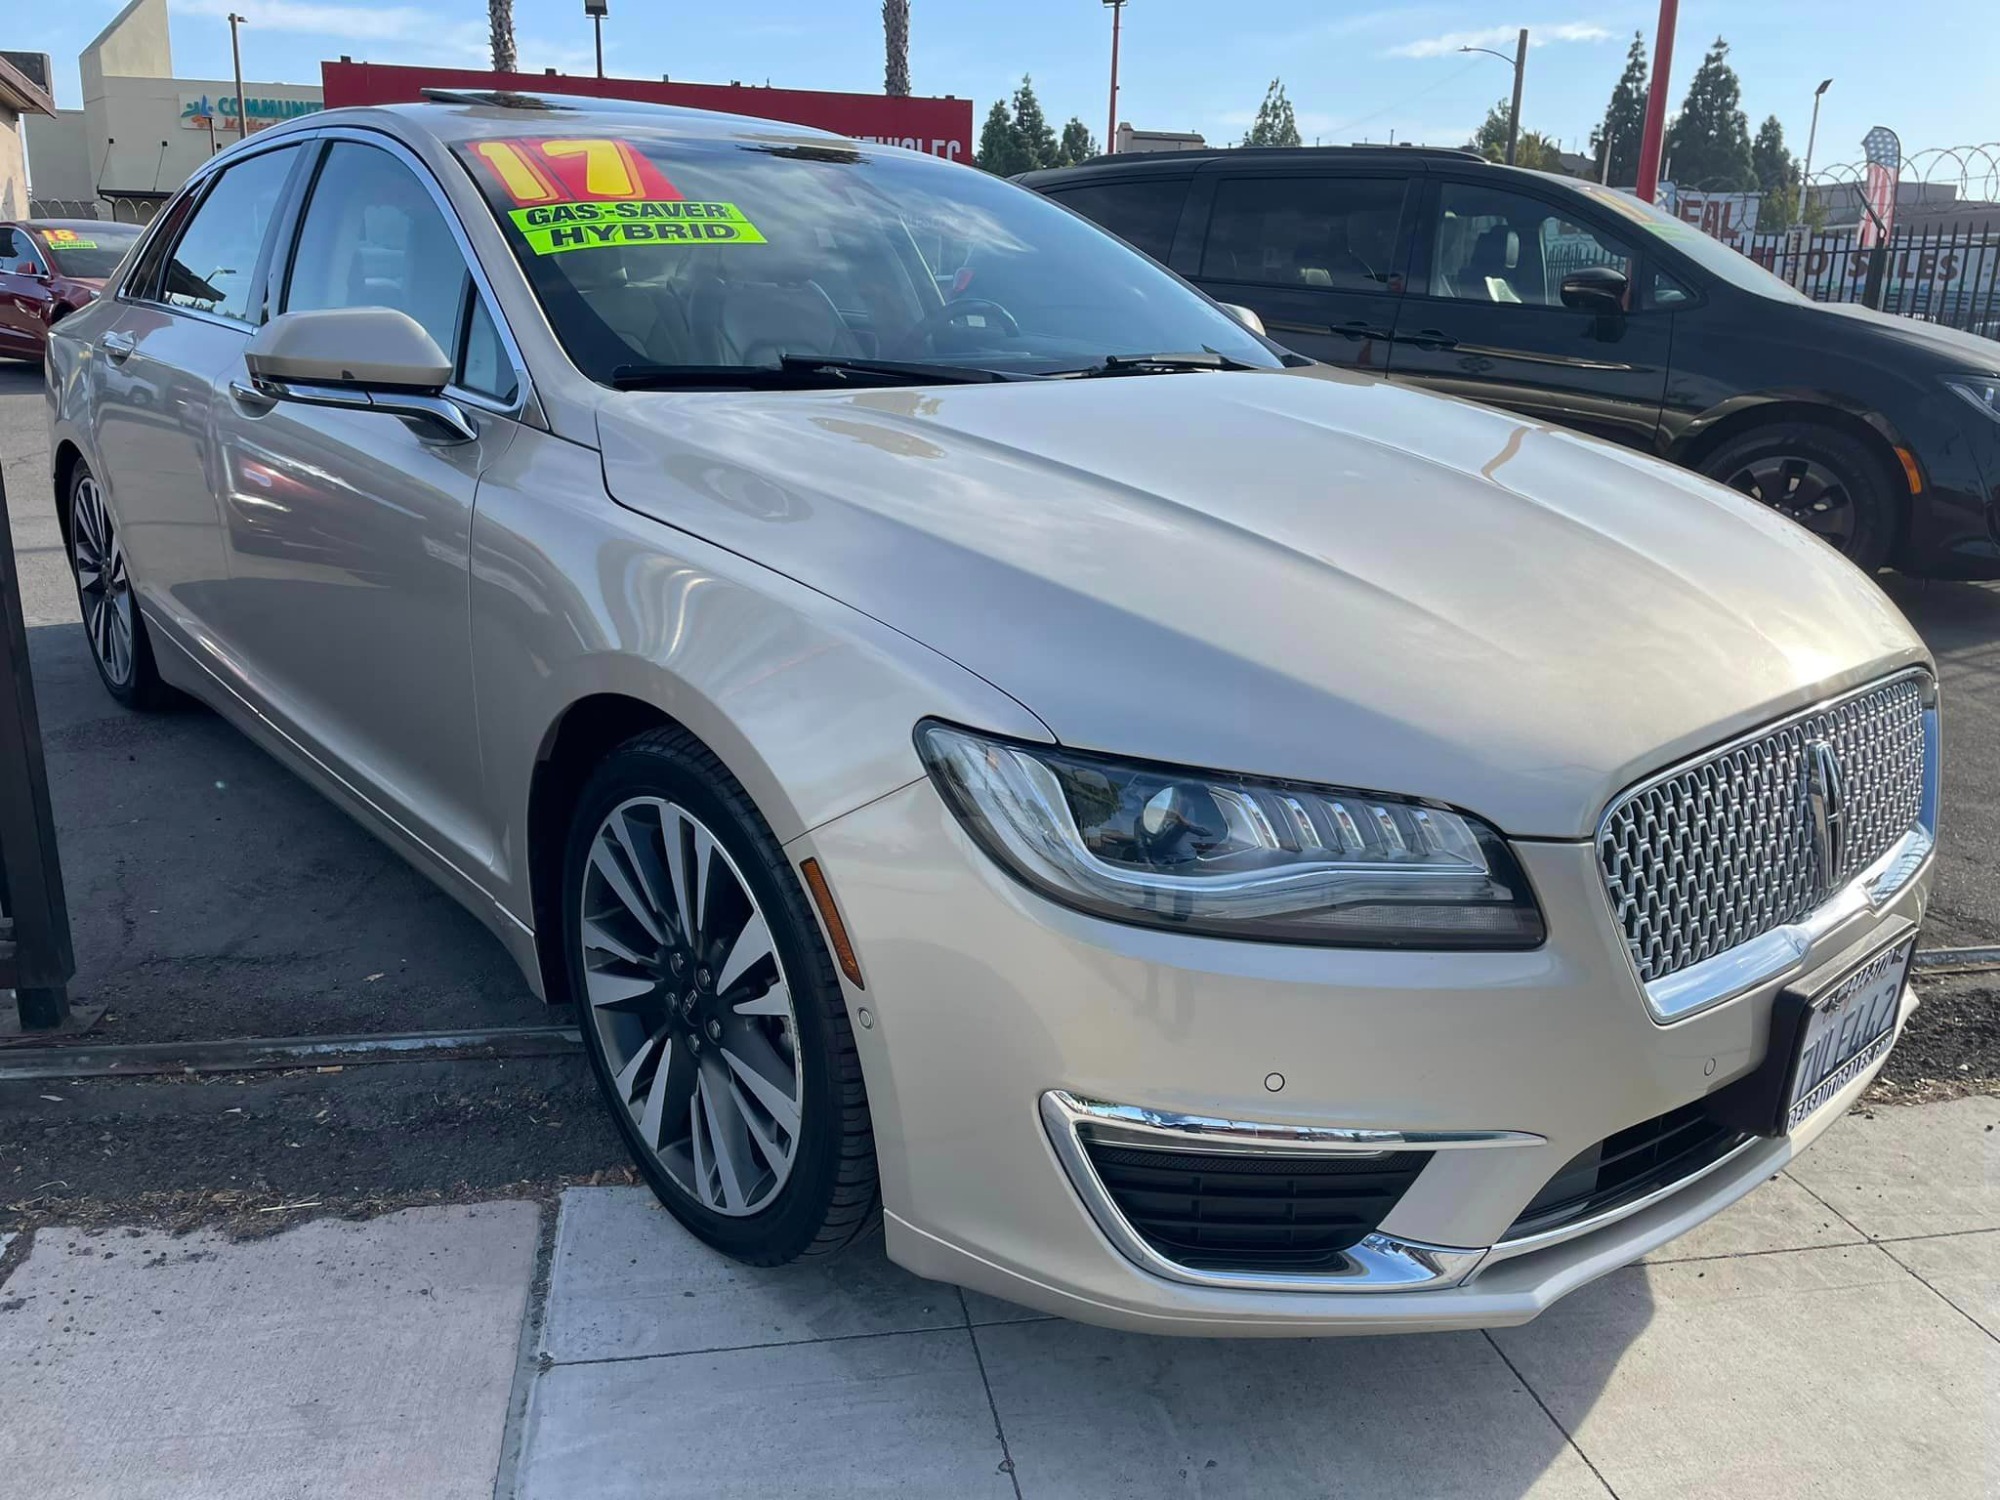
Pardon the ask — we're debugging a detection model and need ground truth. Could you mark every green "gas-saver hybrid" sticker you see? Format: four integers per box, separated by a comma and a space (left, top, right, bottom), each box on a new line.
508, 200, 767, 255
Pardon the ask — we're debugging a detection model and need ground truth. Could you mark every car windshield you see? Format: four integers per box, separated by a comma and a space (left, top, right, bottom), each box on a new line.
451, 129, 1283, 384
1558, 179, 1811, 302
32, 224, 142, 279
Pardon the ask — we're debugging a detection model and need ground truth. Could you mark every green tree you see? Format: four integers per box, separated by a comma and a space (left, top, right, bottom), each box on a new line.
1590, 31, 1648, 185
1759, 182, 1799, 233
1057, 117, 1100, 166
1242, 79, 1302, 148
976, 99, 1027, 175
1467, 99, 1562, 170
1751, 114, 1795, 193
882, 0, 910, 97
1663, 37, 1756, 190
1011, 75, 1060, 170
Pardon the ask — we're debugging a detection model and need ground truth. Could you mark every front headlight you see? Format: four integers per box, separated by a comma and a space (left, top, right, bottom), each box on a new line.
917, 723, 1545, 949
1944, 375, 2000, 425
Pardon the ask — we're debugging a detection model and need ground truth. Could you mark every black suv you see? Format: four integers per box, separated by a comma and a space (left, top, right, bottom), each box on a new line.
1020, 148, 2000, 578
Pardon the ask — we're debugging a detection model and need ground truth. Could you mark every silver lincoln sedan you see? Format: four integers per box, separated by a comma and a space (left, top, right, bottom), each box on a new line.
44, 95, 1937, 1335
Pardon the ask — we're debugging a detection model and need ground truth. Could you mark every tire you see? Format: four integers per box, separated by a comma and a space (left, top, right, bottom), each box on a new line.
65, 460, 173, 710
1698, 421, 1900, 572
560, 725, 879, 1265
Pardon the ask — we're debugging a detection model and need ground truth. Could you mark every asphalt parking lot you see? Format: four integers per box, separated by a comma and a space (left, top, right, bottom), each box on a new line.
3, 357, 1999, 1497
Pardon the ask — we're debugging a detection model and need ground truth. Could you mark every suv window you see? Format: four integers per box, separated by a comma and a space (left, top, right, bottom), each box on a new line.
1043, 177, 1190, 262
284, 142, 516, 403
0, 229, 29, 273
1201, 176, 1407, 292
1429, 181, 1634, 307
158, 145, 300, 322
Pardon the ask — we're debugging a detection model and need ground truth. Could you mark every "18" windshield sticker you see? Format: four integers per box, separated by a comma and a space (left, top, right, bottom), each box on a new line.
471, 137, 767, 254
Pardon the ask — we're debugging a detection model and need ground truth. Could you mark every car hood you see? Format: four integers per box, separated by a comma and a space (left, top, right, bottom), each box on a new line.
1815, 300, 2000, 368
598, 369, 1927, 837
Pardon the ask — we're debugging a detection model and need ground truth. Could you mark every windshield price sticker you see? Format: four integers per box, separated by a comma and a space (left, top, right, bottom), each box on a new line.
44, 229, 99, 249
508, 200, 767, 255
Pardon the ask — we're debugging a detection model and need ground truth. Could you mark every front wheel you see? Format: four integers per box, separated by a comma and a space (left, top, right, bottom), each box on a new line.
561, 726, 879, 1265
67, 462, 172, 709
1699, 421, 1901, 572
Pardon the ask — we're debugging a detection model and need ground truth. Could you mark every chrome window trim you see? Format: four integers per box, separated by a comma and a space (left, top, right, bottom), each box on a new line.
1040, 1091, 1492, 1293
1480, 1132, 1765, 1264
1595, 667, 1938, 1023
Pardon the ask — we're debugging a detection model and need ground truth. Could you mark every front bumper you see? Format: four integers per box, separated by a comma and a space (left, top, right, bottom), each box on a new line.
793, 779, 1929, 1337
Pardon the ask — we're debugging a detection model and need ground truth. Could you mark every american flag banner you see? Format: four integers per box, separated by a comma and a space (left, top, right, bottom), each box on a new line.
1858, 126, 1903, 248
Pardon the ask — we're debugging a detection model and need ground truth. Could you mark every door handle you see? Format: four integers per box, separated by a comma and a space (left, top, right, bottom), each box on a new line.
228, 379, 278, 414
1405, 329, 1459, 352
1337, 320, 1393, 341
101, 331, 136, 363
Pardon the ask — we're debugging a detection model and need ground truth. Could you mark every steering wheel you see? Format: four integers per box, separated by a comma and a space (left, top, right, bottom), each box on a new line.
892, 296, 1021, 357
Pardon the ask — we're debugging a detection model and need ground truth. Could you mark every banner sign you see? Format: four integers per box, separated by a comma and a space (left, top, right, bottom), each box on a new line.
1858, 126, 1903, 248
322, 62, 974, 161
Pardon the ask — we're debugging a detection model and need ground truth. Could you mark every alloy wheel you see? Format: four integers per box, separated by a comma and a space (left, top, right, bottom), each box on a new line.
1722, 454, 1857, 551
71, 476, 136, 687
578, 796, 803, 1216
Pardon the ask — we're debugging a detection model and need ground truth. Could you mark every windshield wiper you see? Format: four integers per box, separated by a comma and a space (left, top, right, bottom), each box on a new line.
608, 355, 1023, 391
1055, 350, 1264, 378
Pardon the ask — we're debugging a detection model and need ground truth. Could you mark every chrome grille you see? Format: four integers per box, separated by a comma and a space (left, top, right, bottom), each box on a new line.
1600, 675, 1929, 985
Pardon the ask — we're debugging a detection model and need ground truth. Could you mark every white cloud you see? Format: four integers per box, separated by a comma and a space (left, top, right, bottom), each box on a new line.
1391, 22, 1611, 59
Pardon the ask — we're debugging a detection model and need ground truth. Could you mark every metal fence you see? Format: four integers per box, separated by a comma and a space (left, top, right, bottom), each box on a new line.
1737, 220, 2000, 337
26, 195, 163, 225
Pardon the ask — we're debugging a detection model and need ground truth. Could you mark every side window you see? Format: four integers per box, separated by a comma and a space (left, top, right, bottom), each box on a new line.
158, 146, 300, 322
1646, 266, 1695, 309
1044, 178, 1191, 262
1200, 176, 1407, 292
2, 229, 44, 275
1429, 181, 1634, 308
285, 142, 514, 402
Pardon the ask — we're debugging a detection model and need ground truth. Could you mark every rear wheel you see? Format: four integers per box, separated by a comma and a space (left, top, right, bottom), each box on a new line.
67, 462, 171, 709
1699, 421, 1900, 571
561, 726, 879, 1264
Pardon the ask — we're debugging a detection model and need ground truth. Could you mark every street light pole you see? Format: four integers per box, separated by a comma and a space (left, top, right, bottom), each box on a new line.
227, 13, 247, 142
585, 0, 608, 80
1458, 30, 1529, 164
1800, 78, 1832, 219
1104, 0, 1126, 155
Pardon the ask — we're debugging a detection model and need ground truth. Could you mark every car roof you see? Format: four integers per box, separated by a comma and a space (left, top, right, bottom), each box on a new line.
12, 218, 142, 235
1016, 144, 1486, 186
294, 91, 869, 154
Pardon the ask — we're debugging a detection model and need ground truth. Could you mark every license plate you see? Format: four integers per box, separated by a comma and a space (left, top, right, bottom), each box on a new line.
1780, 935, 1914, 1133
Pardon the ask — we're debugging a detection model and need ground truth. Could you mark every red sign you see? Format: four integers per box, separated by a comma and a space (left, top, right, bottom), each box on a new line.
321, 62, 973, 161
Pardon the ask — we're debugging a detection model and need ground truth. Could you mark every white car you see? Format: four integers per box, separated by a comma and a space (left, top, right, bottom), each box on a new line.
44, 94, 1936, 1335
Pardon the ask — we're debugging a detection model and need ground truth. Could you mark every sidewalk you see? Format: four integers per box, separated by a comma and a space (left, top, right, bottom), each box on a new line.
1, 1094, 1994, 1499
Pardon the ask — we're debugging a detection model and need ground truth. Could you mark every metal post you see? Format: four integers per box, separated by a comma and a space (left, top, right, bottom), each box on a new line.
1104, 0, 1125, 154
227, 13, 248, 143
1505, 28, 1528, 166
0, 453, 77, 1032
1634, 0, 1679, 202
586, 0, 609, 78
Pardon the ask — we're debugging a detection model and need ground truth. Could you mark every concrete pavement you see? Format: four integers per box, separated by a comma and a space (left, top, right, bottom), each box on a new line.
1, 1095, 1992, 1499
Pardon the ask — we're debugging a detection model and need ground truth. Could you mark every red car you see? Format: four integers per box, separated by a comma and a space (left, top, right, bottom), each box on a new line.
0, 219, 143, 360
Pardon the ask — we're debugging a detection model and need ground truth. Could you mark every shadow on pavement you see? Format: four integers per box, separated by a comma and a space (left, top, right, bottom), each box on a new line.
27, 620, 545, 1044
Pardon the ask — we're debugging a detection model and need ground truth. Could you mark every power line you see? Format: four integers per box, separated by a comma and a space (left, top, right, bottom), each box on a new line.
1320, 58, 1484, 143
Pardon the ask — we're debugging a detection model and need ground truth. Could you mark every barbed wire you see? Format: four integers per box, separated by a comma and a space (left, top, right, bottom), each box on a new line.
1810, 143, 2000, 202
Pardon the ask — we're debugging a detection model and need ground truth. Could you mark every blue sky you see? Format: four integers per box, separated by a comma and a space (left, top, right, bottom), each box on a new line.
12, 1, 1992, 176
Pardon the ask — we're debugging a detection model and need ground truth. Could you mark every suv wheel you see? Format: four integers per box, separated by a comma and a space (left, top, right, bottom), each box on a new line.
1699, 421, 1899, 571
560, 726, 879, 1265
67, 462, 171, 709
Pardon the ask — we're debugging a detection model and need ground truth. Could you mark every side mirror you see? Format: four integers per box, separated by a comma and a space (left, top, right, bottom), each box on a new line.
239, 307, 475, 442
1559, 266, 1629, 315
1219, 302, 1267, 337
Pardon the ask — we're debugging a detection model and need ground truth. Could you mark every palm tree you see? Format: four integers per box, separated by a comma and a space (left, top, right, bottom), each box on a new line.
489, 0, 518, 73
883, 0, 911, 97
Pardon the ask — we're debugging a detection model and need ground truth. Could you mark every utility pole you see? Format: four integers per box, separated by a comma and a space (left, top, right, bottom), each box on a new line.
1633, 0, 1679, 201
585, 0, 608, 80
1104, 0, 1126, 154
1460, 30, 1528, 164
227, 13, 247, 142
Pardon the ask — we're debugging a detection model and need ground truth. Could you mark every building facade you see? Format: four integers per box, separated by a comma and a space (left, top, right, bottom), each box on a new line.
25, 0, 321, 219
0, 52, 57, 219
